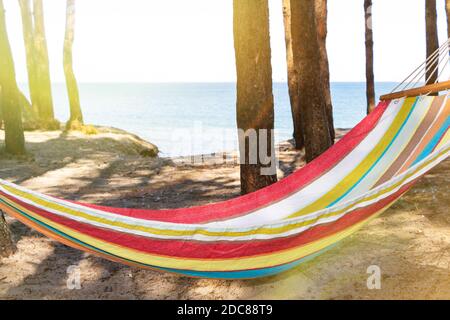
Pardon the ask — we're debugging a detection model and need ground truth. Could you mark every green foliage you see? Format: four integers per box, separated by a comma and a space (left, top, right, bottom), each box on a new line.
65, 120, 98, 135
81, 125, 98, 135
139, 148, 158, 158
41, 119, 61, 131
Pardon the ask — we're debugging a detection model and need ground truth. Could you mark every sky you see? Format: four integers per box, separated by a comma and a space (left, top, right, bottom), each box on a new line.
3, 0, 450, 83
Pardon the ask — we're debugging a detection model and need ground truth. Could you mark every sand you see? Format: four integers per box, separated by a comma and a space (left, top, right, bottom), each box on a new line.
0, 128, 449, 300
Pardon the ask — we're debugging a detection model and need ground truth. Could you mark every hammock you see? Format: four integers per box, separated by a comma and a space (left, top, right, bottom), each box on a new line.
1, 48, 450, 280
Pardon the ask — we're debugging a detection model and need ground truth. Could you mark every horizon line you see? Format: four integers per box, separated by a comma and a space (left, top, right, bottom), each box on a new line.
17, 80, 403, 85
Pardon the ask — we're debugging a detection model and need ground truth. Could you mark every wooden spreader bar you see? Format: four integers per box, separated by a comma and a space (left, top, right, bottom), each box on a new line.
380, 80, 450, 101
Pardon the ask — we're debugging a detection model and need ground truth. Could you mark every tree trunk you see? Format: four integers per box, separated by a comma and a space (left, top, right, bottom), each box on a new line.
64, 0, 83, 128
282, 0, 303, 149
425, 0, 439, 86
315, 0, 335, 142
0, 0, 26, 155
33, 0, 56, 125
18, 0, 39, 117
0, 210, 15, 258
446, 0, 450, 40
364, 0, 376, 114
233, 0, 277, 195
290, 0, 332, 163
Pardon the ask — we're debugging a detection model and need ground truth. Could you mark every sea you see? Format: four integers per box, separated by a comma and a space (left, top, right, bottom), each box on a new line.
19, 82, 397, 157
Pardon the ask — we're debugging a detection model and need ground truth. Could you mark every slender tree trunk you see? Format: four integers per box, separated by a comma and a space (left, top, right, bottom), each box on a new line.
446, 0, 450, 40
18, 0, 39, 118
33, 0, 56, 124
0, 210, 15, 257
315, 0, 335, 142
425, 0, 439, 86
64, 0, 83, 128
290, 0, 332, 163
365, 0, 376, 114
233, 0, 277, 195
0, 0, 26, 155
282, 0, 303, 149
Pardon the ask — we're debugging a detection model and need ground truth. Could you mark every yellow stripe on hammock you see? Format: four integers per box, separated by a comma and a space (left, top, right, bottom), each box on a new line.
0, 198, 390, 272
1, 145, 446, 240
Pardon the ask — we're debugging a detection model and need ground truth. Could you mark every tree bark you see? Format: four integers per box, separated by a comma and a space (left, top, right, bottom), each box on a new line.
0, 0, 26, 155
64, 0, 83, 128
315, 0, 335, 142
0, 210, 15, 258
233, 0, 277, 195
33, 0, 56, 124
282, 0, 303, 149
290, 0, 332, 163
364, 0, 376, 114
425, 0, 439, 86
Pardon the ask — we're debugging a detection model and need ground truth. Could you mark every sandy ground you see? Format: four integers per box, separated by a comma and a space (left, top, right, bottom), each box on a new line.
0, 128, 449, 300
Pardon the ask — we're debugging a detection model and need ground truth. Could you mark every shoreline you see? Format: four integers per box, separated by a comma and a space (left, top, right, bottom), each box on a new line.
15, 81, 394, 157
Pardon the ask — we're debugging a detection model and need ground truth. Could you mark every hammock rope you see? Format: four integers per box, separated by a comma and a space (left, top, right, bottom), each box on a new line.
0, 43, 449, 279
392, 37, 450, 93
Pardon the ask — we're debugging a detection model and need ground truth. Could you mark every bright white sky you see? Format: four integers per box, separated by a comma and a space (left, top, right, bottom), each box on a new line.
3, 0, 449, 83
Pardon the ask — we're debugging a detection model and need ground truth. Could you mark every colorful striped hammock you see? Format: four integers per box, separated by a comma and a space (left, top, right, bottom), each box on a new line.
0, 95, 449, 279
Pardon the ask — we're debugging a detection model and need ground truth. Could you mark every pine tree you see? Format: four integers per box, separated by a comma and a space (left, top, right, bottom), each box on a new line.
233, 0, 277, 194
425, 0, 439, 86
64, 0, 84, 129
0, 0, 26, 155
290, 0, 332, 162
365, 0, 376, 113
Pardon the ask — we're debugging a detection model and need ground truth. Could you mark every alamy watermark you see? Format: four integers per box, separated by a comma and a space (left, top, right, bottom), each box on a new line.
166, 122, 280, 176
66, 265, 81, 290
366, 265, 381, 290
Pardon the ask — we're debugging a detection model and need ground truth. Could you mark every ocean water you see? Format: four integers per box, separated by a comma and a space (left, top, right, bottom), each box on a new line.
19, 82, 397, 157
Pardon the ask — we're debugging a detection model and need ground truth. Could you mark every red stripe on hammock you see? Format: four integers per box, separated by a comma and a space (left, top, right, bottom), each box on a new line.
67, 100, 391, 224
0, 179, 412, 260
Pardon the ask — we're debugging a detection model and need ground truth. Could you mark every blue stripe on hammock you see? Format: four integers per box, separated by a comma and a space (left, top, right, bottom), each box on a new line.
0, 198, 335, 279
156, 244, 338, 279
413, 116, 450, 166
328, 97, 419, 207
